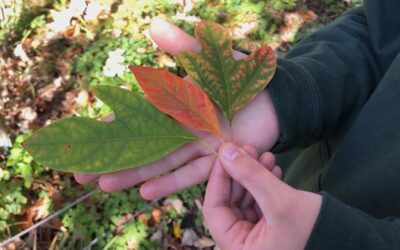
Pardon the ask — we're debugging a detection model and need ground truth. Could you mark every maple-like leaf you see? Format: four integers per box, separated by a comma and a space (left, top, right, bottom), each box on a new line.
129, 66, 221, 137
22, 85, 197, 174
179, 20, 276, 122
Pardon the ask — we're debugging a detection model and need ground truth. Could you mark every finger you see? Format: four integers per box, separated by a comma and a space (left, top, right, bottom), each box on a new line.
150, 18, 201, 55
219, 143, 294, 220
241, 192, 258, 223
232, 206, 244, 221
259, 151, 276, 171
259, 153, 282, 179
204, 158, 231, 208
240, 153, 277, 216
140, 155, 216, 200
204, 159, 254, 248
149, 18, 247, 60
242, 206, 259, 223
241, 191, 255, 208
98, 141, 204, 192
74, 173, 98, 184
272, 166, 283, 179
229, 145, 258, 206
230, 180, 245, 207
255, 203, 263, 220
203, 159, 241, 244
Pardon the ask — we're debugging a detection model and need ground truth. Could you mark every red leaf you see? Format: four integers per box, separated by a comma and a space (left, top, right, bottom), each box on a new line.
129, 66, 221, 137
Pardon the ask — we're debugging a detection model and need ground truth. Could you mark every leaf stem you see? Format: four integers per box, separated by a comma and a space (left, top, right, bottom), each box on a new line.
198, 139, 217, 155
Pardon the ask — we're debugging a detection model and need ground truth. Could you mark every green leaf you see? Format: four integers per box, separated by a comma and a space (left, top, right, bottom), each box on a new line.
22, 86, 197, 174
179, 21, 276, 122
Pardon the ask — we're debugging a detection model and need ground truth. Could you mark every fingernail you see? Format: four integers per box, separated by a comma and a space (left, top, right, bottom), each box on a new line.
222, 144, 239, 160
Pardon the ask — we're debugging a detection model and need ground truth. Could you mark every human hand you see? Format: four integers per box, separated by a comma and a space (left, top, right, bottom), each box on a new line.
204, 143, 322, 250
74, 19, 280, 200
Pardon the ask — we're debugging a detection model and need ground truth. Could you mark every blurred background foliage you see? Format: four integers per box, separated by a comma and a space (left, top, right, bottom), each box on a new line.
1, 0, 361, 249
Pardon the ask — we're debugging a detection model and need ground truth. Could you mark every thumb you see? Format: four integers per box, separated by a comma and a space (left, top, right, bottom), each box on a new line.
218, 143, 293, 219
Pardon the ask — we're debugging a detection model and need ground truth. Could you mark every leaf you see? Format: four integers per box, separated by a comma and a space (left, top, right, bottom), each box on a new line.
129, 66, 221, 137
179, 20, 276, 122
22, 85, 197, 174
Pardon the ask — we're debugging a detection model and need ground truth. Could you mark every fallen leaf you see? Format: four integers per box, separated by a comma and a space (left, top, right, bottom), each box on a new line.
137, 213, 149, 225
130, 66, 221, 137
156, 54, 176, 68
181, 229, 198, 246
280, 10, 317, 43
24, 198, 49, 228
194, 237, 216, 248
173, 223, 182, 239
164, 198, 186, 215
150, 229, 163, 242
115, 214, 133, 234
152, 208, 162, 224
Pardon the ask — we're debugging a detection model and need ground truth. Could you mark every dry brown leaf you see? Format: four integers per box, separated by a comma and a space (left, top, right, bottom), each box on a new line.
194, 237, 216, 248
152, 208, 162, 225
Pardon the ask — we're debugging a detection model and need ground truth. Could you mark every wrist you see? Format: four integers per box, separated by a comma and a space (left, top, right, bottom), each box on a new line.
291, 191, 323, 249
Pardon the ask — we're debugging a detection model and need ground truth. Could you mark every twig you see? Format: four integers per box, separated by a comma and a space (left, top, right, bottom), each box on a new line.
0, 188, 99, 248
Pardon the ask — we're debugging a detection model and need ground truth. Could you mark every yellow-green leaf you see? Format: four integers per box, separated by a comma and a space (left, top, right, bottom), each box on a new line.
22, 86, 197, 174
179, 21, 276, 122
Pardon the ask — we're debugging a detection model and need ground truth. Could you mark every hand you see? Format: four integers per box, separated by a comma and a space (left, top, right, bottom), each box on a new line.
204, 143, 322, 250
74, 19, 280, 200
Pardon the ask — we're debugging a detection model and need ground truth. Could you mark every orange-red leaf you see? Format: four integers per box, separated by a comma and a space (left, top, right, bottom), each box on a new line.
129, 66, 221, 137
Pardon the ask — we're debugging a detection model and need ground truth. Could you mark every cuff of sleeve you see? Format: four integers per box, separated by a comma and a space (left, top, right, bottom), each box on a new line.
268, 58, 322, 153
305, 192, 391, 250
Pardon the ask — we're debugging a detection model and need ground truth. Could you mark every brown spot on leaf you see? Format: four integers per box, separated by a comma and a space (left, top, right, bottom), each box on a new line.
64, 143, 72, 152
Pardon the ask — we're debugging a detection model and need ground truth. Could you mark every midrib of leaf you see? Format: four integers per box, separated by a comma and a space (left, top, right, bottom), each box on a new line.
27, 135, 196, 146
204, 24, 232, 119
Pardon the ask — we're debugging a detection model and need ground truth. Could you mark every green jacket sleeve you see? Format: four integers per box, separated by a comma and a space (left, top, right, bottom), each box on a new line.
268, 3, 400, 151
305, 192, 400, 250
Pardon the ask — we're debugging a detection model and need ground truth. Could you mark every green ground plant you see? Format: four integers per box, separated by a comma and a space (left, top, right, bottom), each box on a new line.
0, 134, 42, 236
73, 37, 157, 90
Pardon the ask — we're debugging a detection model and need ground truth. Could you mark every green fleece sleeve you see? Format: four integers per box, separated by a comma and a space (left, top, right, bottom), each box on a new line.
268, 6, 384, 151
305, 192, 400, 250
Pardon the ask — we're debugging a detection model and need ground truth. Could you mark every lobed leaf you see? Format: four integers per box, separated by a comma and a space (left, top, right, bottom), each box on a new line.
129, 66, 221, 137
22, 86, 197, 174
179, 20, 276, 122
